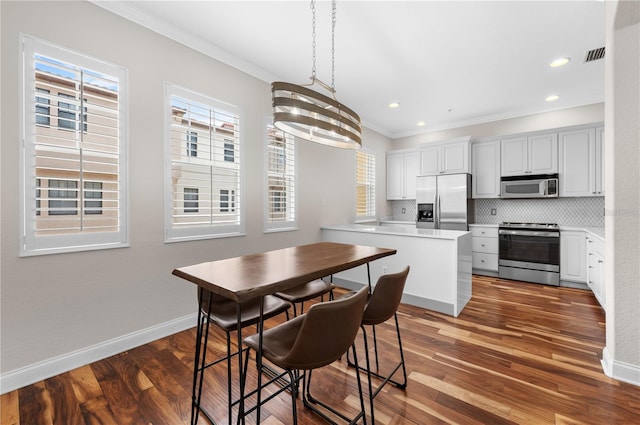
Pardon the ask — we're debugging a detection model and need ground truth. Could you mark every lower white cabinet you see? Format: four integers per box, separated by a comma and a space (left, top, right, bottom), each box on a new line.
560, 231, 587, 283
470, 225, 499, 274
586, 234, 606, 310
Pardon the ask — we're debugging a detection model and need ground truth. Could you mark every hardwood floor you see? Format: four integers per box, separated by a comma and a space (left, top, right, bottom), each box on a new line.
2, 275, 639, 425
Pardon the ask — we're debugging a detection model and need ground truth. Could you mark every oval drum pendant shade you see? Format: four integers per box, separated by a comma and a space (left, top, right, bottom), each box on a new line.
272, 81, 362, 149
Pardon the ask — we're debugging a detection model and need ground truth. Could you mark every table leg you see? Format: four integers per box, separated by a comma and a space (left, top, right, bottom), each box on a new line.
192, 289, 217, 425
236, 304, 245, 425
256, 296, 264, 424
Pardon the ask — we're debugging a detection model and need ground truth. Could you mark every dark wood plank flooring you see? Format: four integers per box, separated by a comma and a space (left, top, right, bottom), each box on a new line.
2, 275, 639, 424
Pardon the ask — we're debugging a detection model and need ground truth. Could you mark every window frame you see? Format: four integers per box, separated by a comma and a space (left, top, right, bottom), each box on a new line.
263, 117, 297, 233
355, 148, 376, 222
19, 34, 129, 256
164, 82, 244, 242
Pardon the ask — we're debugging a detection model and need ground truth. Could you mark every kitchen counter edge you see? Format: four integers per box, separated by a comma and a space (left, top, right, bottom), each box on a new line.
322, 224, 469, 240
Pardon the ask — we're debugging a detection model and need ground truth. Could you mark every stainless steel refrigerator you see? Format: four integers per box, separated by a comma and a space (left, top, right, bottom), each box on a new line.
416, 173, 473, 230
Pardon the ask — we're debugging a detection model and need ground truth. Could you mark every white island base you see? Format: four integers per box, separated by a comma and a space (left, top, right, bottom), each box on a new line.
322, 224, 472, 317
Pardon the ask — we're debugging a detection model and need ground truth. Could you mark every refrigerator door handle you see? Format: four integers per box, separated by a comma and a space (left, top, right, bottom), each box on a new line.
437, 195, 441, 228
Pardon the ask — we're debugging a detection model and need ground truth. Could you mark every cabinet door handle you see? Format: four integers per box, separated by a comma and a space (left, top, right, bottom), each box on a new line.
598, 260, 604, 264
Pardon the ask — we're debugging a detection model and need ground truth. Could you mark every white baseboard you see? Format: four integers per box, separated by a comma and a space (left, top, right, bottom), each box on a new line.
0, 313, 197, 394
601, 346, 640, 387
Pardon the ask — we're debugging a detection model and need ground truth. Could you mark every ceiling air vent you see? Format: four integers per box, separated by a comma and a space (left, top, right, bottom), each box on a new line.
585, 47, 605, 62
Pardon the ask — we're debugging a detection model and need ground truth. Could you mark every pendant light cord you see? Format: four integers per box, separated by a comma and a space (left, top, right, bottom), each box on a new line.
311, 0, 316, 80
331, 0, 336, 91
309, 0, 337, 93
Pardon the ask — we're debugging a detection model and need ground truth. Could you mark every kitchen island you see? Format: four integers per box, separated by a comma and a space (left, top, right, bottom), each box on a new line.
321, 224, 472, 317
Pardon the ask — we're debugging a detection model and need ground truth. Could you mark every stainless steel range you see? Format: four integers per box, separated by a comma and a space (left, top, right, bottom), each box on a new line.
498, 222, 560, 286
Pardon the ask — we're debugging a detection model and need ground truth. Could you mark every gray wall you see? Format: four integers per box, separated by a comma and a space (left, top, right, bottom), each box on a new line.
0, 0, 391, 383
604, 0, 640, 383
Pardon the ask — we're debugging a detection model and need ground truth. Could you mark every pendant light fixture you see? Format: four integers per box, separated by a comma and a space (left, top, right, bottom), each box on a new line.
272, 0, 362, 149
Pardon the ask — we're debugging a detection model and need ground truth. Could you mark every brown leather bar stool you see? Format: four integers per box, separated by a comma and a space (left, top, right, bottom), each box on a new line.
274, 277, 336, 316
348, 266, 410, 425
192, 288, 290, 425
242, 286, 369, 425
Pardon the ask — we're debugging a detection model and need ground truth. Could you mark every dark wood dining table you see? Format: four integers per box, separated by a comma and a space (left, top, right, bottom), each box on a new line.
172, 241, 396, 425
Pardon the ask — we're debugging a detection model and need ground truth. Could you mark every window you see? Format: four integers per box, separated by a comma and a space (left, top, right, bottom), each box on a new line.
20, 35, 128, 256
165, 83, 243, 241
224, 140, 235, 162
36, 88, 50, 126
220, 189, 235, 213
48, 179, 78, 215
356, 149, 376, 220
36, 179, 41, 216
84, 181, 103, 215
184, 188, 199, 213
57, 92, 76, 130
264, 120, 296, 232
186, 131, 197, 157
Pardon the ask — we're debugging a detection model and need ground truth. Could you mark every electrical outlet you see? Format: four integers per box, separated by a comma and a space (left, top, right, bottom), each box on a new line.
491, 208, 497, 216
382, 266, 388, 274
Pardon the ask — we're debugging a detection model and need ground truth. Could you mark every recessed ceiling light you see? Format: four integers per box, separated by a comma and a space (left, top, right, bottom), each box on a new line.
388, 102, 400, 109
417, 121, 426, 127
550, 57, 570, 67
546, 94, 560, 102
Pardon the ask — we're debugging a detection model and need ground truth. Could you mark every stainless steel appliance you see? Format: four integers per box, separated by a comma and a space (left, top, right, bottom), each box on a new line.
498, 222, 560, 285
500, 174, 559, 199
416, 173, 473, 230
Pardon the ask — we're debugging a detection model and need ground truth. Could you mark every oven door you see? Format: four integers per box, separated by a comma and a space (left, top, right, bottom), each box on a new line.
499, 229, 560, 270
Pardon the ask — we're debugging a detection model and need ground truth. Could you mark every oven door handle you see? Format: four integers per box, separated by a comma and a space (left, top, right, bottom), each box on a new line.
499, 229, 560, 237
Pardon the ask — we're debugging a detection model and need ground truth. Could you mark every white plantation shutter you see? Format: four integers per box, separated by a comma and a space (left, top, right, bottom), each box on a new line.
356, 149, 376, 220
20, 35, 128, 256
264, 120, 296, 231
165, 84, 243, 241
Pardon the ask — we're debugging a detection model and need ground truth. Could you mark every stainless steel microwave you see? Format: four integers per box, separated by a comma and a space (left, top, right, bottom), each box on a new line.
500, 174, 559, 199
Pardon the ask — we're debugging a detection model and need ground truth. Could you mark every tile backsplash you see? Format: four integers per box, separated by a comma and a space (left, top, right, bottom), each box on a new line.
474, 197, 604, 227
390, 197, 605, 227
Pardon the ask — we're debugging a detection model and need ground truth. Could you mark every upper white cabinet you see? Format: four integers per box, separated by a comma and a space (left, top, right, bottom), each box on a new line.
420, 138, 470, 176
501, 133, 558, 176
472, 140, 501, 198
386, 150, 420, 200
559, 127, 605, 197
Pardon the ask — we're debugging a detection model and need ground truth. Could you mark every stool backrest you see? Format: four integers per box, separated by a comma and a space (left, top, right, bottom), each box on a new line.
363, 266, 410, 325
281, 286, 368, 370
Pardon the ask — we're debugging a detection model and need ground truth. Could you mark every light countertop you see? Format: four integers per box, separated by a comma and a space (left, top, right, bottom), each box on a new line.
560, 226, 605, 239
322, 224, 470, 240
470, 223, 604, 239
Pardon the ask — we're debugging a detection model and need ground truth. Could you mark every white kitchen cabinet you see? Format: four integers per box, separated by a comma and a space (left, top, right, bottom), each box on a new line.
386, 150, 420, 200
472, 141, 501, 198
419, 138, 470, 176
501, 132, 558, 176
560, 231, 587, 283
586, 234, 606, 310
470, 225, 499, 274
559, 127, 605, 197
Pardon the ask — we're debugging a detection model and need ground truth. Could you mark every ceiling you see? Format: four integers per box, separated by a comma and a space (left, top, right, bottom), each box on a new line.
93, 1, 606, 139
